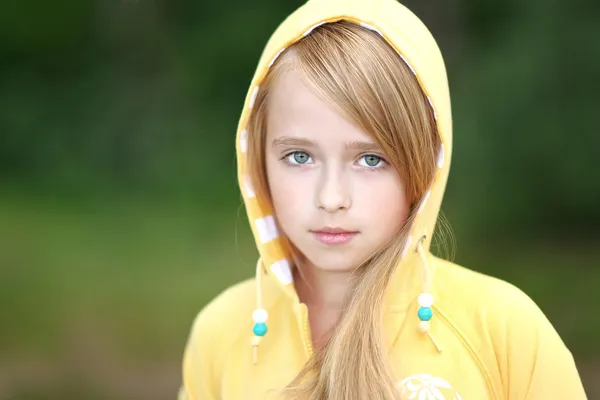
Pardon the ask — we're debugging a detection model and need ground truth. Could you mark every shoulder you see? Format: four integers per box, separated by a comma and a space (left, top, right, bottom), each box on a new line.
430, 256, 584, 398
180, 279, 258, 398
430, 255, 559, 361
181, 277, 284, 398
188, 278, 261, 345
186, 274, 286, 351
195, 278, 258, 323
431, 255, 543, 325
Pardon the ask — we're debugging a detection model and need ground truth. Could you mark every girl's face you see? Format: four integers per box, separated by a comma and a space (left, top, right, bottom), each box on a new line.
266, 69, 410, 273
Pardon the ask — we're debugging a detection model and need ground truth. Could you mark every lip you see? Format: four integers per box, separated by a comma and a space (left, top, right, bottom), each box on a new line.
311, 227, 359, 245
313, 227, 355, 234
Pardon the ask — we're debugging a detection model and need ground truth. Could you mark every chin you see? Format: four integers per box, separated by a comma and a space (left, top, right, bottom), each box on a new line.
304, 251, 364, 272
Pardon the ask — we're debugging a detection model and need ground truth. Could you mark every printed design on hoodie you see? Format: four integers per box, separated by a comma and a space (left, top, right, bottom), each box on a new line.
398, 374, 462, 400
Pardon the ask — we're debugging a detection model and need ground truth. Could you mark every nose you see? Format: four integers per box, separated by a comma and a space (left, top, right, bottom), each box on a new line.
316, 165, 352, 213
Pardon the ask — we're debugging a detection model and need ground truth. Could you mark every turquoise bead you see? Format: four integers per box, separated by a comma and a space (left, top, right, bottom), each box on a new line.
418, 307, 433, 321
253, 322, 268, 336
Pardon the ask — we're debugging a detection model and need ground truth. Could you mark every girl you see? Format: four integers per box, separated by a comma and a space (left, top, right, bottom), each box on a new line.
179, 0, 586, 398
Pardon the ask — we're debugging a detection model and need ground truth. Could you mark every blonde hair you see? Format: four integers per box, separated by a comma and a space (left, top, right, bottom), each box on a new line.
247, 21, 440, 399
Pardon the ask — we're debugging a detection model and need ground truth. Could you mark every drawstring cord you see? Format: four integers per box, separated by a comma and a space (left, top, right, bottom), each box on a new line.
416, 240, 443, 353
250, 238, 442, 365
251, 260, 267, 365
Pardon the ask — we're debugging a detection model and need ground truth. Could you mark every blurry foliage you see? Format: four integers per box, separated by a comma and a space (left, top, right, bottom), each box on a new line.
1, 0, 597, 241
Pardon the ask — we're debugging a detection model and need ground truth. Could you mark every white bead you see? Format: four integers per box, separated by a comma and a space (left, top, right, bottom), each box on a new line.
252, 308, 268, 323
418, 320, 430, 333
418, 293, 434, 308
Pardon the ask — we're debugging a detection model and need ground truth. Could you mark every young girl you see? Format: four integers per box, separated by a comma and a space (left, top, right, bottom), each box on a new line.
179, 0, 586, 398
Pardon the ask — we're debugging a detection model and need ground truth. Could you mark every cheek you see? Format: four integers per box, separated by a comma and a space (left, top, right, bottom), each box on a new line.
266, 159, 310, 221
355, 174, 410, 228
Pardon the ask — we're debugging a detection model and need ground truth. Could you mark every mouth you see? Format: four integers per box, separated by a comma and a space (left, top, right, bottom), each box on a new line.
310, 227, 359, 245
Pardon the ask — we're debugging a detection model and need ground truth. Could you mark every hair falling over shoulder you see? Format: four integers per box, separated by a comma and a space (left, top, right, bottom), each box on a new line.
247, 21, 440, 400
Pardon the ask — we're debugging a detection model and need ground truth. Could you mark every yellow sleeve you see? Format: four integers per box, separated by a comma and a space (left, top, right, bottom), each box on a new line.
495, 287, 587, 399
177, 279, 259, 399
178, 302, 222, 400
523, 323, 587, 398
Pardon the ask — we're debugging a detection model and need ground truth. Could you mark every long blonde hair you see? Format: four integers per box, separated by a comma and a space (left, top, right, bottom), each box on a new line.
247, 21, 440, 399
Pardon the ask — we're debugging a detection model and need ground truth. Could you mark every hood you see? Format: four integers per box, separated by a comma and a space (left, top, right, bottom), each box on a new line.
235, 0, 452, 358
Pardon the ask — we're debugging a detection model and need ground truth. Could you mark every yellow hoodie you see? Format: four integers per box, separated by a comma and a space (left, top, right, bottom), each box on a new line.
179, 0, 587, 398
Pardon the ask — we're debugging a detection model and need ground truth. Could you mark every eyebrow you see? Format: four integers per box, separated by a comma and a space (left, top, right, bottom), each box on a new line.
272, 136, 382, 152
272, 136, 316, 148
345, 140, 382, 152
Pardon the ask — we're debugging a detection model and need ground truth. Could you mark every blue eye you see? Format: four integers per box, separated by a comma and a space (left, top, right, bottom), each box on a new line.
358, 154, 385, 168
286, 151, 313, 165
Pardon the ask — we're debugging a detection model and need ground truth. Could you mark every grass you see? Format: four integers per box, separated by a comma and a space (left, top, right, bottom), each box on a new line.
0, 192, 598, 398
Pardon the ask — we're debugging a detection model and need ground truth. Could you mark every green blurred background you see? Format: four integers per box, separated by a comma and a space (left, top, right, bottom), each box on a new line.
0, 0, 598, 398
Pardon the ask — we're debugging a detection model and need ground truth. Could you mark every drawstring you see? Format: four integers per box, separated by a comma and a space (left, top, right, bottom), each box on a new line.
251, 260, 268, 365
416, 239, 443, 353
250, 239, 442, 365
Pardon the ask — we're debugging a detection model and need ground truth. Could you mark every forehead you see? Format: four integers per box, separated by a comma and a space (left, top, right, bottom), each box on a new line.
267, 69, 371, 145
